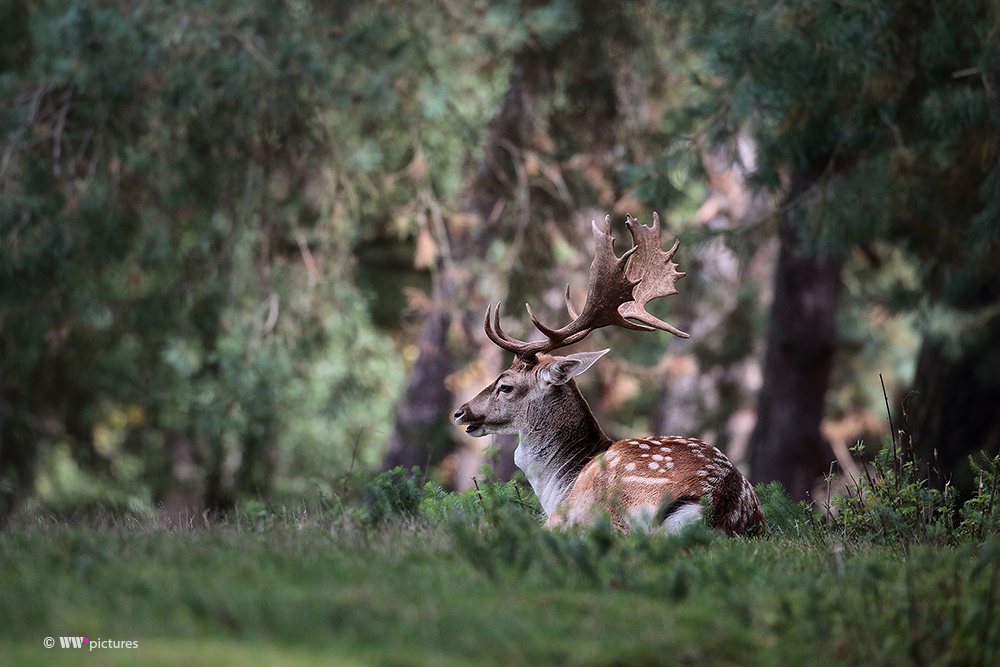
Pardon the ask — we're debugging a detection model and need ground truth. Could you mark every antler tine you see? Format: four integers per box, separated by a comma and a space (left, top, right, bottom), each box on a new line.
619, 212, 689, 339
524, 302, 558, 338
484, 303, 514, 352
484, 303, 549, 358
563, 284, 579, 320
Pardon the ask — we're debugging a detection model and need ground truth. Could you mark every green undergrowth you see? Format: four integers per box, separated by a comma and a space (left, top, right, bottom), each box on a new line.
3, 450, 1000, 667
828, 444, 1000, 547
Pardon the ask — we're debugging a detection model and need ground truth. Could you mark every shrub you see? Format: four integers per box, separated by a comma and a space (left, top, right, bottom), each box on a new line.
362, 466, 425, 524
831, 439, 1000, 546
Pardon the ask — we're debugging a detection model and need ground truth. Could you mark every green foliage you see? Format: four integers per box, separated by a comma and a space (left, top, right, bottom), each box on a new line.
831, 441, 1000, 546
3, 0, 996, 533
961, 454, 1000, 541
619, 149, 702, 213
1, 0, 430, 514
5, 0, 622, 516
756, 481, 817, 537
676, 0, 1000, 308
420, 466, 540, 523
362, 466, 425, 524
662, 0, 1000, 493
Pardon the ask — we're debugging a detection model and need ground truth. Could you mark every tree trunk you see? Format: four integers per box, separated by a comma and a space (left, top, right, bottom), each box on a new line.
1, 377, 44, 525
0, 368, 6, 525
159, 430, 204, 520
748, 178, 842, 500
381, 53, 546, 476
380, 307, 456, 471
908, 330, 1000, 499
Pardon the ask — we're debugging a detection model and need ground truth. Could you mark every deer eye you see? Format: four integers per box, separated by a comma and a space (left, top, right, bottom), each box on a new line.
498, 383, 513, 394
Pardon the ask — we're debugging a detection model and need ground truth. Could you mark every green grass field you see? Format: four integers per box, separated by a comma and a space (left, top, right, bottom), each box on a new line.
2, 469, 999, 667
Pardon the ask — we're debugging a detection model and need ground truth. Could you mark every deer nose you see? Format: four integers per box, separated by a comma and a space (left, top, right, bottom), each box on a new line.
454, 407, 466, 423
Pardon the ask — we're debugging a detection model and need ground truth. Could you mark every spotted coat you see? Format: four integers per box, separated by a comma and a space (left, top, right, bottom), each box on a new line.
546, 436, 766, 535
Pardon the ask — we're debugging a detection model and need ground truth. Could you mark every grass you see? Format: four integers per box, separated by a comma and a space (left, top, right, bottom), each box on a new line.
2, 457, 1000, 667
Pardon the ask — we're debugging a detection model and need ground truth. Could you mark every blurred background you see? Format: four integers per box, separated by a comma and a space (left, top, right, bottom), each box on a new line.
1, 0, 997, 520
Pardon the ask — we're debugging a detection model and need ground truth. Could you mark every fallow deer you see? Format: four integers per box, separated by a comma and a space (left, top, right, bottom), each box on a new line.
454, 214, 765, 535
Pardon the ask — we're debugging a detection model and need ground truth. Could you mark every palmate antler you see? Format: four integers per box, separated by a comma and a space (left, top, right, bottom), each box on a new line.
485, 213, 688, 361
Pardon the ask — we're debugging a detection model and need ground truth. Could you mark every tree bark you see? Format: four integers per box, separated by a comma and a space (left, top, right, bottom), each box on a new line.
908, 329, 1000, 499
0, 367, 6, 525
380, 308, 456, 471
159, 430, 204, 520
748, 178, 842, 500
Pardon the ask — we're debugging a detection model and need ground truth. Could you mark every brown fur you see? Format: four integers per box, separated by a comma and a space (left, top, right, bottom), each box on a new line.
546, 436, 766, 535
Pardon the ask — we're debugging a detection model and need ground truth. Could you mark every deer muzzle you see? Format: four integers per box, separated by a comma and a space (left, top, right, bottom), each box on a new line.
453, 404, 487, 436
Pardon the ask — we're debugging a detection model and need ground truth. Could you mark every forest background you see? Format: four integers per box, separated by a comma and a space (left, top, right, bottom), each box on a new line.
2, 0, 998, 521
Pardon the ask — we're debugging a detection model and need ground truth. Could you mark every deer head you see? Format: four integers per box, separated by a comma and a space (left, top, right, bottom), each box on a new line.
455, 212, 687, 435
455, 349, 610, 438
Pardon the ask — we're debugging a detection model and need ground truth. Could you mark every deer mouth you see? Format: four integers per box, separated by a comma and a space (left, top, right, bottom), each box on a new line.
454, 406, 512, 437
457, 417, 486, 436
464, 423, 486, 436
454, 407, 485, 436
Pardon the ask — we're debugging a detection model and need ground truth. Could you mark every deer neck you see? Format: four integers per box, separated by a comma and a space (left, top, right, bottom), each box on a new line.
514, 383, 612, 516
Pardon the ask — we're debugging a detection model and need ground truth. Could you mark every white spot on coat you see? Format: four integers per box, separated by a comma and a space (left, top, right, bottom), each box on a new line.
622, 476, 668, 485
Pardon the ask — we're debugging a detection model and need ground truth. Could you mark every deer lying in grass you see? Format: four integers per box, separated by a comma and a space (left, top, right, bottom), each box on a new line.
454, 214, 765, 535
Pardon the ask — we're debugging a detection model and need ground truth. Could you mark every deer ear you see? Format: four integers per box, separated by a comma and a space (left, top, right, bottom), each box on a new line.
540, 349, 610, 386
